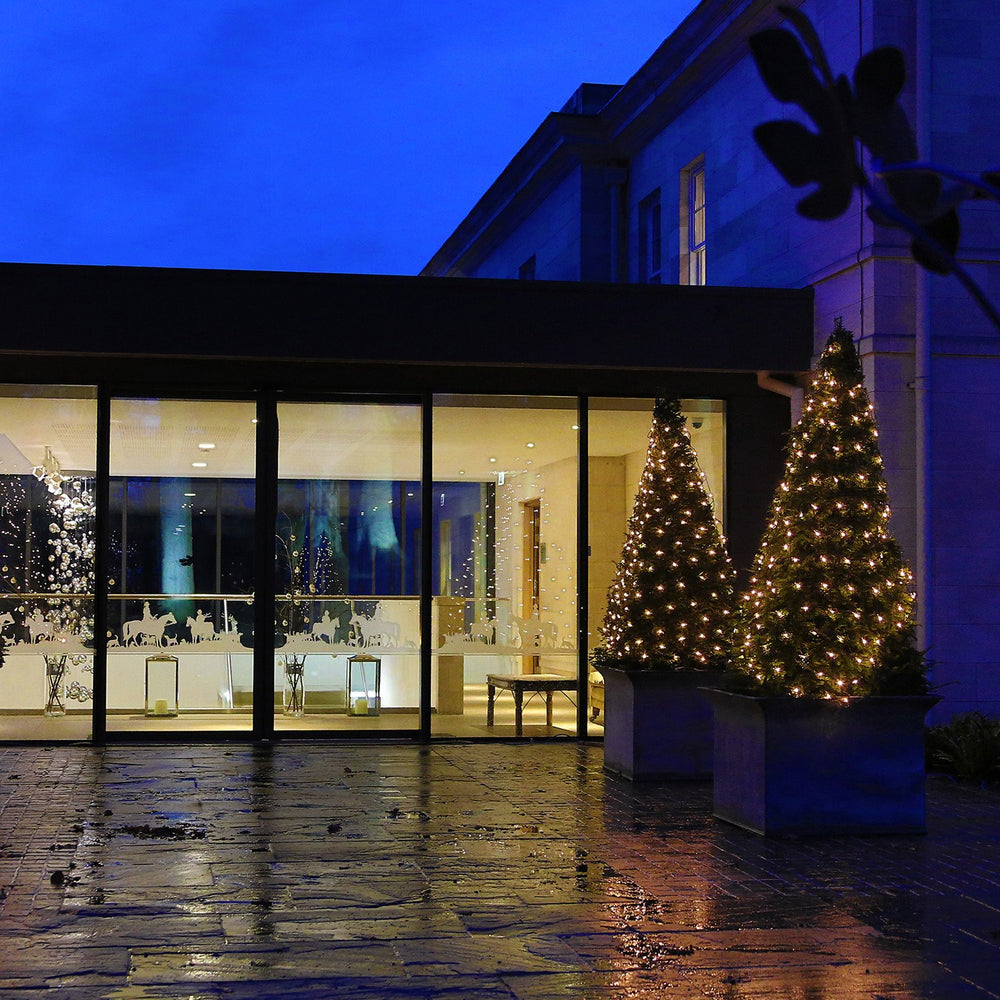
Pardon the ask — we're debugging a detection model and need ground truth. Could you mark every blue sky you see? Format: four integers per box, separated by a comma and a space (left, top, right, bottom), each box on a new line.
0, 1, 696, 276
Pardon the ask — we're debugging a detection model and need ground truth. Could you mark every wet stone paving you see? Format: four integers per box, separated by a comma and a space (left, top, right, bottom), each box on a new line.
0, 742, 998, 999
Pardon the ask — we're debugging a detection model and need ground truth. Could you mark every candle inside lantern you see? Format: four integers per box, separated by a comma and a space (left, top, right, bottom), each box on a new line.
153, 699, 169, 716
354, 698, 368, 716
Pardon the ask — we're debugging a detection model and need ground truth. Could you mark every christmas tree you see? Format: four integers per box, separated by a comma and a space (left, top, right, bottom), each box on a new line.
598, 397, 736, 669
735, 321, 925, 699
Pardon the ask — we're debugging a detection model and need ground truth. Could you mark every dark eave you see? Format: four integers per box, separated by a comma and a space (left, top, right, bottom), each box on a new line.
0, 262, 812, 381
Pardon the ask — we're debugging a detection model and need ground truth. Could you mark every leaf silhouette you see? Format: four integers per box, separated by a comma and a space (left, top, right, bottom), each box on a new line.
911, 210, 960, 274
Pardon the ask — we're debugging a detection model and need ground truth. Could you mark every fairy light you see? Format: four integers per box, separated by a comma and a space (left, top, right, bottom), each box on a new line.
733, 322, 921, 700
598, 397, 736, 669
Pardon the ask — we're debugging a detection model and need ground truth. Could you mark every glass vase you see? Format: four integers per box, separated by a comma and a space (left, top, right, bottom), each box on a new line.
44, 655, 67, 717
282, 655, 306, 717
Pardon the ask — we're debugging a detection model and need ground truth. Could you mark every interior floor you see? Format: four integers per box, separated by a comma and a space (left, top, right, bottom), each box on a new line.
0, 683, 596, 740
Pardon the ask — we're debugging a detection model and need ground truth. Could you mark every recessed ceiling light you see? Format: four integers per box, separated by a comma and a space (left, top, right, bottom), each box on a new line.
251, 418, 259, 424
184, 492, 196, 497
192, 461, 207, 468
458, 470, 466, 475
489, 457, 497, 463
571, 424, 579, 431
198, 442, 216, 451
526, 442, 535, 448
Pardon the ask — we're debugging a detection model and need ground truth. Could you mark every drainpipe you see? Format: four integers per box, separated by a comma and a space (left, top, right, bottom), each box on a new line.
756, 371, 805, 424
914, 0, 933, 658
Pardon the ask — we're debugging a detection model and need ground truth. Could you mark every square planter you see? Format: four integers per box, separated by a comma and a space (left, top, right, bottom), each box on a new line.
706, 689, 939, 835
598, 665, 716, 780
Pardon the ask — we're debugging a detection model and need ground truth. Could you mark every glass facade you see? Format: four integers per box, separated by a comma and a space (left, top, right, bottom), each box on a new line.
106, 397, 257, 734
431, 395, 580, 737
274, 400, 421, 731
0, 388, 726, 741
0, 386, 97, 740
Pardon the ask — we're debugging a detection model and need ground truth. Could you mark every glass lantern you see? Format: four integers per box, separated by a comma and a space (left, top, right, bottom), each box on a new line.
144, 654, 179, 717
347, 653, 381, 716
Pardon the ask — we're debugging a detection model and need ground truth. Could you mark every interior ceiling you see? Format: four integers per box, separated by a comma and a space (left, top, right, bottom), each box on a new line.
0, 396, 721, 482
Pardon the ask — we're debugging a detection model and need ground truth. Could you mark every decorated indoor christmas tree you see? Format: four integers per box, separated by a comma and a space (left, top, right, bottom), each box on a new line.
735, 321, 926, 699
598, 396, 736, 670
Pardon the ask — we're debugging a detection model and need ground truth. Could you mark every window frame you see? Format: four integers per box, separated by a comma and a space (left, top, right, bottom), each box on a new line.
638, 189, 662, 285
680, 156, 706, 286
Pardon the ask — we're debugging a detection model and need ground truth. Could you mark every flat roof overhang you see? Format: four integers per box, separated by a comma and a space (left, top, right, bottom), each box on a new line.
0, 263, 812, 391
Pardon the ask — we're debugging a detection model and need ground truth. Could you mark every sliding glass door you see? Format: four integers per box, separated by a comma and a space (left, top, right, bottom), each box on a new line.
106, 397, 257, 734
431, 395, 580, 738
274, 400, 422, 732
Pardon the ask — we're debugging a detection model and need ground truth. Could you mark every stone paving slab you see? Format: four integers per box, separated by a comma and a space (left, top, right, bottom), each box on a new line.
0, 742, 999, 998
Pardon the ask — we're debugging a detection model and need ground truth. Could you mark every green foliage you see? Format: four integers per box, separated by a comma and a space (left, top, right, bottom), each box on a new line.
600, 397, 736, 670
734, 323, 926, 698
926, 713, 1000, 783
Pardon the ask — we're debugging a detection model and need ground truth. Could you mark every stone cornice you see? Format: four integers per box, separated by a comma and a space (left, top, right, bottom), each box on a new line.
422, 0, 803, 276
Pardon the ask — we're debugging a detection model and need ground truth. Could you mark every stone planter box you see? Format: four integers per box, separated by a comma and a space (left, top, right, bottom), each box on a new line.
705, 689, 939, 835
597, 665, 716, 780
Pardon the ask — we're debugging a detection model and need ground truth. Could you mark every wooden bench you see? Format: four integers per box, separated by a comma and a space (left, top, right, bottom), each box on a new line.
486, 673, 576, 736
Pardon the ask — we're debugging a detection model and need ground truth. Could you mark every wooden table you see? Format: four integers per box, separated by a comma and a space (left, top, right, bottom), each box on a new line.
486, 673, 576, 735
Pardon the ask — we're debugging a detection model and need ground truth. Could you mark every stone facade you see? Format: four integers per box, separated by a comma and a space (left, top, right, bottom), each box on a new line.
423, 0, 1000, 719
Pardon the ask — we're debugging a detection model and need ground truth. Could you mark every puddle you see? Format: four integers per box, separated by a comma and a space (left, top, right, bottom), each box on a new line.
111, 823, 206, 841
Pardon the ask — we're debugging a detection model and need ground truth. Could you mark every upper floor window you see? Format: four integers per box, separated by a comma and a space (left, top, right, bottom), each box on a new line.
681, 157, 706, 285
638, 190, 662, 284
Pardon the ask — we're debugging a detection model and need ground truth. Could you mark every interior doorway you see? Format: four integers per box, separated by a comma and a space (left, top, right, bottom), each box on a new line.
521, 498, 541, 674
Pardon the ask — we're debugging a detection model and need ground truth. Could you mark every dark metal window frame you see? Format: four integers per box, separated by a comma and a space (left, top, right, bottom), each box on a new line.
86, 386, 592, 744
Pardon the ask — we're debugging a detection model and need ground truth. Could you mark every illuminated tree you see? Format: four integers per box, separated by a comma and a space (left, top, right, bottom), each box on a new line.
598, 397, 736, 669
735, 322, 925, 698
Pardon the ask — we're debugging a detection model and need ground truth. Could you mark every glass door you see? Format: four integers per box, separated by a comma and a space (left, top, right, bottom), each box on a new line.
274, 400, 422, 732
431, 395, 579, 738
106, 397, 257, 734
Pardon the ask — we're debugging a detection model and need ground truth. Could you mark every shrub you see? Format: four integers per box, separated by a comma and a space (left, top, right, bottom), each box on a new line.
926, 713, 1000, 783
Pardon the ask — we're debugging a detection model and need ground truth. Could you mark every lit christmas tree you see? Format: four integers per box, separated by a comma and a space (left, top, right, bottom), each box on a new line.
598, 397, 736, 669
735, 321, 925, 699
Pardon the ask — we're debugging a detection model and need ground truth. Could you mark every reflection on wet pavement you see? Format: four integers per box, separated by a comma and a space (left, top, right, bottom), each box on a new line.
1, 742, 998, 998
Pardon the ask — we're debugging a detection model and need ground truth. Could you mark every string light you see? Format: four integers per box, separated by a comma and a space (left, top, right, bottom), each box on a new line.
733, 323, 921, 700
598, 398, 736, 670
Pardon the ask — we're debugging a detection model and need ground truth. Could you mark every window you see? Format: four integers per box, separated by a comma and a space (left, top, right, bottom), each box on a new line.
681, 157, 706, 285
638, 190, 662, 284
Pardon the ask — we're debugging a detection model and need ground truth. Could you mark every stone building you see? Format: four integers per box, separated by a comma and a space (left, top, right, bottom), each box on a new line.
423, 0, 1000, 719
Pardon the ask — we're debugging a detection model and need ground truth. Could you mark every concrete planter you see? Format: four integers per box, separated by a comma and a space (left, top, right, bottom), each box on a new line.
597, 664, 716, 780
705, 690, 939, 835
